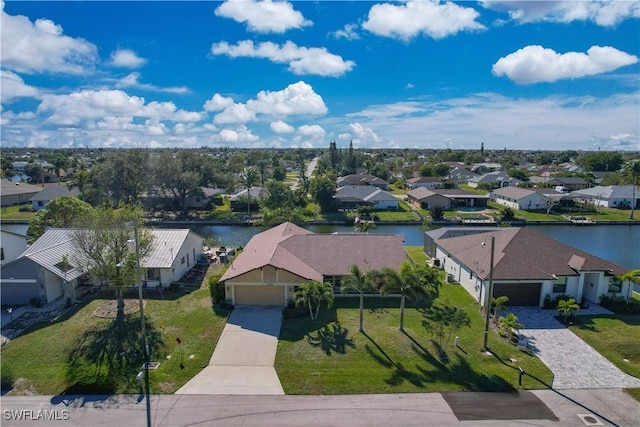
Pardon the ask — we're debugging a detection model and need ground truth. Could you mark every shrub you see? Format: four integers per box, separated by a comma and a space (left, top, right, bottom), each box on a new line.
599, 295, 640, 314
19, 205, 32, 212
209, 276, 225, 303
29, 297, 43, 308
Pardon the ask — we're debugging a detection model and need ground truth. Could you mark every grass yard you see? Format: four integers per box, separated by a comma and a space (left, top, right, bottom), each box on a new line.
276, 282, 553, 394
0, 205, 35, 220
1, 287, 229, 395
375, 202, 419, 222
569, 314, 640, 400
405, 246, 427, 264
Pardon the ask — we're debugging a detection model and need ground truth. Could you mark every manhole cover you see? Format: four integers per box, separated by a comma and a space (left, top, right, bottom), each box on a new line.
577, 414, 603, 426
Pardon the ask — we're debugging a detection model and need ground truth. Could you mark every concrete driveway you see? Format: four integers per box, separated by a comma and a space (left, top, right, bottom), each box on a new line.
510, 306, 640, 390
176, 306, 284, 395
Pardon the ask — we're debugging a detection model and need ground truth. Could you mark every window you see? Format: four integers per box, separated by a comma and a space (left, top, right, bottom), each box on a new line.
1, 247, 4, 261
147, 268, 161, 281
552, 277, 567, 293
181, 256, 185, 265
608, 279, 622, 293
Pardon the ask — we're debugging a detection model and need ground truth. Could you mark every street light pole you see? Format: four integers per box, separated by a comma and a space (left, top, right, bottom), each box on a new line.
483, 236, 495, 352
129, 221, 151, 427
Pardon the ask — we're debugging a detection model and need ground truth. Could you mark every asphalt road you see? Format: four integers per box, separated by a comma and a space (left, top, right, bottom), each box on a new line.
2, 389, 639, 426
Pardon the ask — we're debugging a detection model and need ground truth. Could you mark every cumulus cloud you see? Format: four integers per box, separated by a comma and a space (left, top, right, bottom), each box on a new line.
0, 70, 39, 103
37, 89, 202, 126
481, 0, 640, 27
108, 49, 147, 68
493, 45, 639, 84
214, 0, 311, 33
363, 0, 485, 40
0, 3, 97, 74
211, 40, 355, 77
270, 120, 294, 133
346, 122, 382, 146
298, 124, 325, 137
210, 81, 327, 125
115, 72, 190, 94
218, 125, 259, 143
331, 23, 360, 40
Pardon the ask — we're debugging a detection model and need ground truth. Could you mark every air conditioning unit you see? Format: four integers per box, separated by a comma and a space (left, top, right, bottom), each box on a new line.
446, 274, 455, 283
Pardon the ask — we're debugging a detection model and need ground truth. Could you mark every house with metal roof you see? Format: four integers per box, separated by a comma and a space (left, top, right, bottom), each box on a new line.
430, 227, 630, 307
1, 228, 204, 306
572, 185, 639, 209
220, 222, 407, 306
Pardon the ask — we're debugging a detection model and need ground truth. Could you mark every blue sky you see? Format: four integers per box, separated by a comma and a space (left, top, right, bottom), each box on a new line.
1, 1, 639, 151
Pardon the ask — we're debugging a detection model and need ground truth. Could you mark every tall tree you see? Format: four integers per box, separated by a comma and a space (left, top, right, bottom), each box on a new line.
239, 167, 260, 217
371, 260, 441, 332
47, 152, 68, 184
93, 150, 150, 205
67, 169, 92, 201
309, 173, 337, 212
27, 196, 94, 244
153, 153, 203, 215
72, 205, 154, 322
340, 265, 373, 332
620, 160, 640, 219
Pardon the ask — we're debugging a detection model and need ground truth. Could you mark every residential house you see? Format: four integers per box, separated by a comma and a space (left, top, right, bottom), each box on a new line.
1, 179, 42, 207
572, 185, 639, 209
547, 177, 589, 191
490, 186, 548, 211
429, 227, 630, 307
229, 186, 264, 211
407, 188, 489, 210
141, 187, 224, 210
219, 222, 407, 306
405, 176, 443, 190
448, 166, 478, 185
334, 185, 399, 210
467, 171, 521, 189
29, 186, 81, 211
0, 228, 204, 306
1, 230, 27, 266
337, 174, 389, 190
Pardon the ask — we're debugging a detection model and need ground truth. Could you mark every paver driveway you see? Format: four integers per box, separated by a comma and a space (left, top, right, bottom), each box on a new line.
176, 306, 284, 395
510, 306, 640, 390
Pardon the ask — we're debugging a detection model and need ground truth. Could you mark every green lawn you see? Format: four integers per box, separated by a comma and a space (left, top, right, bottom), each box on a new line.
375, 202, 419, 222
405, 246, 427, 264
1, 287, 229, 395
569, 314, 640, 400
276, 283, 553, 394
0, 204, 35, 220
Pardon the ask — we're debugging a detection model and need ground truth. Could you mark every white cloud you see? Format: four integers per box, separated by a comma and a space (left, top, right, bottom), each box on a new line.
493, 45, 639, 84
203, 94, 236, 112
218, 125, 259, 143
108, 49, 147, 68
298, 124, 325, 136
115, 72, 190, 94
347, 122, 382, 146
340, 92, 639, 151
0, 70, 39, 103
0, 3, 97, 74
212, 40, 355, 77
363, 0, 485, 40
481, 1, 640, 27
37, 89, 202, 126
347, 101, 427, 119
211, 81, 327, 125
270, 120, 294, 133
331, 23, 360, 40
214, 0, 311, 33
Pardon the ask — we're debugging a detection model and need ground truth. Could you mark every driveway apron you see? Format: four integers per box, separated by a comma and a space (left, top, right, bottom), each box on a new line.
510, 306, 640, 390
176, 306, 284, 395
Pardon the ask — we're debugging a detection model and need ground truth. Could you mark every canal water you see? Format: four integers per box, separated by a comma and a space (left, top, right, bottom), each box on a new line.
186, 223, 640, 271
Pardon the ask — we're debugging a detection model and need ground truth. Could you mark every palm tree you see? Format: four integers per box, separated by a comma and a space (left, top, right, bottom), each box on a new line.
293, 280, 335, 320
373, 260, 441, 332
620, 160, 640, 219
499, 313, 523, 342
615, 269, 640, 305
239, 167, 260, 218
340, 265, 373, 332
50, 154, 67, 185
556, 298, 580, 324
67, 169, 91, 201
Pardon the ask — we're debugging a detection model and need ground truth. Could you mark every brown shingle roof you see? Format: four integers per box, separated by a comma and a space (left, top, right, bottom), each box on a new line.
220, 222, 407, 282
437, 228, 625, 281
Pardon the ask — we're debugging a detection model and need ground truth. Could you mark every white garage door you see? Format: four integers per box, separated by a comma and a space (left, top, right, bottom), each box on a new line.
234, 285, 285, 306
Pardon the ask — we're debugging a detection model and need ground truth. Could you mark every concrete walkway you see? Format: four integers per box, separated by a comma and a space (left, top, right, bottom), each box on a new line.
176, 306, 284, 395
510, 305, 640, 390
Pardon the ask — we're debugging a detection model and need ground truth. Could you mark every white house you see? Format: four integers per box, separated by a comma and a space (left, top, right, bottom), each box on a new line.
572, 185, 639, 209
491, 187, 548, 210
0, 228, 204, 306
1, 230, 27, 266
334, 185, 399, 210
428, 227, 631, 307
